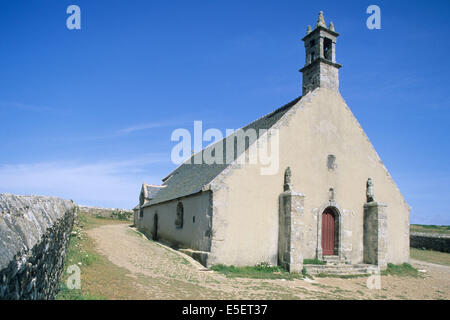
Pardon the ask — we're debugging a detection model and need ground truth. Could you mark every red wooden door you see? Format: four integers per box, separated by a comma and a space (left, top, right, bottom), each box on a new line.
322, 209, 335, 255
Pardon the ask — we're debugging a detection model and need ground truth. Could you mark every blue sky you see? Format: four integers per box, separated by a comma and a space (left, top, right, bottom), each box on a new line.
0, 0, 449, 224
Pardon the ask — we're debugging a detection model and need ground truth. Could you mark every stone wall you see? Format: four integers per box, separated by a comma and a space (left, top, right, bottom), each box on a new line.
0, 193, 76, 300
78, 205, 132, 220
363, 202, 388, 269
410, 232, 450, 253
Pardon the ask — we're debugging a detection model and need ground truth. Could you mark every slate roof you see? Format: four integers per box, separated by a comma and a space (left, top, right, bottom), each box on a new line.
145, 185, 165, 200
143, 96, 302, 207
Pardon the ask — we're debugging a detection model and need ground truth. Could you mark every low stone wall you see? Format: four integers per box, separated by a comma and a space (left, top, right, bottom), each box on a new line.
410, 232, 450, 253
78, 205, 132, 220
0, 193, 76, 300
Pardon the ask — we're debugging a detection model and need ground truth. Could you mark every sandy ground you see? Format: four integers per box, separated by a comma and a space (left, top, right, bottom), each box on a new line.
87, 224, 450, 300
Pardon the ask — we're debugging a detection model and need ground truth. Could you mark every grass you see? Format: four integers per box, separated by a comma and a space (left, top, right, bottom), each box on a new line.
110, 210, 133, 221
410, 248, 450, 267
56, 213, 142, 300
303, 258, 326, 265
211, 263, 303, 280
381, 263, 419, 277
410, 224, 450, 235
57, 283, 106, 300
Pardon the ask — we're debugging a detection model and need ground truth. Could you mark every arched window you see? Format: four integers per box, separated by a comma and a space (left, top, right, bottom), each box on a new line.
311, 51, 316, 62
323, 38, 332, 61
175, 202, 184, 229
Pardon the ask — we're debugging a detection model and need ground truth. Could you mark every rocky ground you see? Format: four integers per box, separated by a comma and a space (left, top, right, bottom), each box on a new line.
77, 221, 450, 300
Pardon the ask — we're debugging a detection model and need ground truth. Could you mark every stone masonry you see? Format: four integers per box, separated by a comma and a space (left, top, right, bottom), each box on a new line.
363, 201, 388, 269
0, 194, 76, 300
278, 168, 305, 272
410, 232, 450, 253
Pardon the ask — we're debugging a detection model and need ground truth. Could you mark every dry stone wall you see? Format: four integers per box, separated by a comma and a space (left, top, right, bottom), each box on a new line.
0, 194, 76, 300
410, 232, 450, 253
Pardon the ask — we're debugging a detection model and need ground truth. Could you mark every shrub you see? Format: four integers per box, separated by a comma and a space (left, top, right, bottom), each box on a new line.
381, 263, 419, 277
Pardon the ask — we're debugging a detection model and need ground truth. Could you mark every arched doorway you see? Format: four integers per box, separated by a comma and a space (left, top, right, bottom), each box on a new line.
153, 213, 158, 241
322, 208, 336, 255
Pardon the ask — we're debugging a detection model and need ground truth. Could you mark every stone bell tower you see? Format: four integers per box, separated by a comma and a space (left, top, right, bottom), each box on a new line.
299, 12, 342, 95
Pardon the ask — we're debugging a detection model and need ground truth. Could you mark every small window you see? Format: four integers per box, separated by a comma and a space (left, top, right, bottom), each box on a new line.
175, 202, 184, 229
327, 154, 337, 170
310, 39, 316, 47
311, 51, 316, 62
193, 216, 196, 223
139, 208, 143, 218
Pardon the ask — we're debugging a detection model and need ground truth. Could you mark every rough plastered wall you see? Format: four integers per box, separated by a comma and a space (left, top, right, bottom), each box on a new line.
140, 191, 212, 254
0, 194, 76, 300
207, 87, 410, 267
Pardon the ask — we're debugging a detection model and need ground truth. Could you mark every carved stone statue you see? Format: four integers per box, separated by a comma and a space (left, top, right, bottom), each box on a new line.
284, 167, 292, 192
366, 178, 375, 202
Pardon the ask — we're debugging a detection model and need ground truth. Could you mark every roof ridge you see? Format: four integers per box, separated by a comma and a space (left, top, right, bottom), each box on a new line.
161, 96, 302, 183
145, 95, 303, 206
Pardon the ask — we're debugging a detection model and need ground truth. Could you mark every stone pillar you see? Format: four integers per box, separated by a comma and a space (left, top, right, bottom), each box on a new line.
278, 191, 305, 273
363, 202, 388, 269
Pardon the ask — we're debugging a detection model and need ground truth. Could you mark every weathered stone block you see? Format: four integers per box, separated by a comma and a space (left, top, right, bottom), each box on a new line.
363, 202, 387, 269
278, 191, 305, 273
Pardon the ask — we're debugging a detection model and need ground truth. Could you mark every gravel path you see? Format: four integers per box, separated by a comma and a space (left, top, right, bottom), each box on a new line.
87, 224, 450, 300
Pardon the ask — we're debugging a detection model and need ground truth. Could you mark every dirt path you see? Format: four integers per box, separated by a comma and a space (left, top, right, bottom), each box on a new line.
87, 224, 450, 300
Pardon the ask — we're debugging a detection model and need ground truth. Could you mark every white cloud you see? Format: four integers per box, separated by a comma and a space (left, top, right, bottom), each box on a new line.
0, 155, 167, 209
118, 119, 187, 135
118, 122, 166, 134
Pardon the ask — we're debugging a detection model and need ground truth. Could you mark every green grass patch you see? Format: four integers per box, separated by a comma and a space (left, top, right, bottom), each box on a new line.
410, 224, 450, 235
57, 283, 106, 300
110, 210, 132, 221
79, 212, 129, 230
56, 213, 138, 300
211, 263, 303, 280
410, 248, 450, 267
381, 263, 419, 277
65, 236, 100, 267
303, 258, 326, 265
56, 215, 105, 300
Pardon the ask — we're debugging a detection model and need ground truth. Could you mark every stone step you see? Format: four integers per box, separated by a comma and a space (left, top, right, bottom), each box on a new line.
305, 268, 369, 275
305, 263, 370, 269
323, 255, 339, 260
304, 264, 374, 275
323, 255, 345, 265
